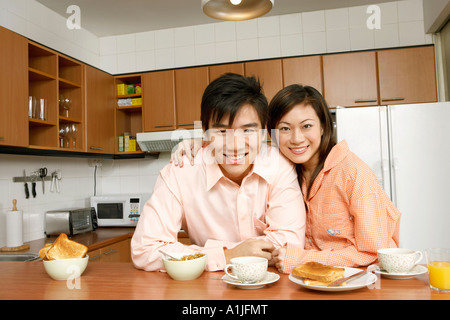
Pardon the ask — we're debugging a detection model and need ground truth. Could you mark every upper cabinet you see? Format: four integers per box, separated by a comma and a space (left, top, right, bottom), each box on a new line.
142, 70, 176, 132
323, 51, 379, 108
175, 66, 209, 129
85, 66, 115, 154
0, 27, 28, 147
323, 46, 437, 108
282, 56, 323, 93
245, 59, 283, 102
378, 46, 437, 105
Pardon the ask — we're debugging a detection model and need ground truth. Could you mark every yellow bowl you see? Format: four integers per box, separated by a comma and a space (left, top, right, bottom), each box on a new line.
162, 254, 207, 281
43, 255, 89, 280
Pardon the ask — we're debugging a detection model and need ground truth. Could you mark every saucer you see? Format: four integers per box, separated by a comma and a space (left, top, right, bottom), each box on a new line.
372, 264, 428, 279
222, 271, 280, 289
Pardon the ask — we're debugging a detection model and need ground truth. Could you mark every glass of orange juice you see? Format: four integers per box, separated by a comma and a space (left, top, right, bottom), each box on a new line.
426, 248, 450, 293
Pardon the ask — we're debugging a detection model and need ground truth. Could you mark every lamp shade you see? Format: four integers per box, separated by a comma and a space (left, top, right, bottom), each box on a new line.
202, 0, 274, 21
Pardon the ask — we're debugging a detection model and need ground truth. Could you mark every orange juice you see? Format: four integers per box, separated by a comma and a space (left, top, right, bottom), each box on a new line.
428, 261, 450, 290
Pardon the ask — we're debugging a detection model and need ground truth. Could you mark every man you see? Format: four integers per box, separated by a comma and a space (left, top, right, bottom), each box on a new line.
131, 73, 305, 271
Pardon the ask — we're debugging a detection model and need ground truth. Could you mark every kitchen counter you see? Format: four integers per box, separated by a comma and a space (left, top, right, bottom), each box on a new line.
0, 262, 447, 301
25, 227, 135, 254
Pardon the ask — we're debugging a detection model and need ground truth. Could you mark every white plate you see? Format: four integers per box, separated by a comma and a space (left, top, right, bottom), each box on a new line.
289, 267, 377, 292
372, 264, 428, 279
222, 271, 280, 289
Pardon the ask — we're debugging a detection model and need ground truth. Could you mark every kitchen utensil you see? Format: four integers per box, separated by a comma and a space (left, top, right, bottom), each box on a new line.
327, 269, 367, 287
158, 250, 180, 261
50, 171, 56, 192
31, 172, 37, 198
23, 170, 29, 199
55, 169, 61, 193
39, 167, 47, 194
12, 199, 17, 211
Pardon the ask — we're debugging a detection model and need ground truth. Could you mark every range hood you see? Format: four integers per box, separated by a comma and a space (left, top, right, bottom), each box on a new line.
137, 129, 203, 153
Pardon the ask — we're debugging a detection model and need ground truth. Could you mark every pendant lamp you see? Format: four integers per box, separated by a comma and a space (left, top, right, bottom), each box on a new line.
202, 0, 274, 21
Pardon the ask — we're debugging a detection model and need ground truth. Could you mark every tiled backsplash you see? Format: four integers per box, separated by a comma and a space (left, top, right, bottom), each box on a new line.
0, 153, 170, 245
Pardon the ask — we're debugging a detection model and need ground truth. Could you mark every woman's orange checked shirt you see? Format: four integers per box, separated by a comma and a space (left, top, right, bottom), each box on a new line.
283, 140, 401, 273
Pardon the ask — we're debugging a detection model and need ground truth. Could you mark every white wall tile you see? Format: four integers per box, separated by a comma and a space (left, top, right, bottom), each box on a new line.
155, 47, 175, 69
100, 36, 117, 55
236, 19, 258, 40
302, 10, 326, 33
399, 21, 426, 46
174, 26, 195, 47
136, 50, 155, 72
303, 31, 327, 55
325, 8, 349, 30
175, 45, 196, 67
237, 38, 258, 61
195, 43, 216, 65
350, 27, 375, 51
117, 52, 136, 73
257, 16, 280, 37
100, 55, 117, 74
136, 30, 155, 52
258, 36, 281, 59
194, 23, 215, 44
281, 33, 303, 56
215, 40, 237, 63
280, 13, 302, 35
116, 34, 136, 54
374, 23, 400, 48
398, 0, 423, 22
379, 2, 399, 25
155, 28, 174, 49
327, 29, 350, 53
215, 21, 236, 42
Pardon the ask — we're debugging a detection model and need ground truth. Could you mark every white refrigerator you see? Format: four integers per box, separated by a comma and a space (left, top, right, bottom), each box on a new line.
336, 102, 450, 260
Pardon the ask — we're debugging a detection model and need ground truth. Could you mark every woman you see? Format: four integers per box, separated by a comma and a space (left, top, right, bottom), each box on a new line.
171, 84, 401, 274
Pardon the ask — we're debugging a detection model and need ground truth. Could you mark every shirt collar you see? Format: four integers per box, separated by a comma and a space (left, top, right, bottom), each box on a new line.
202, 145, 277, 191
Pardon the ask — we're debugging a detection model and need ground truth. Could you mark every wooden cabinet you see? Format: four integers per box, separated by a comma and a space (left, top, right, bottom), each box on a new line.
142, 70, 176, 132
378, 46, 437, 105
245, 59, 283, 102
323, 51, 379, 108
282, 56, 323, 93
0, 27, 28, 147
209, 63, 244, 82
88, 238, 131, 263
115, 74, 143, 153
175, 67, 209, 129
85, 66, 115, 154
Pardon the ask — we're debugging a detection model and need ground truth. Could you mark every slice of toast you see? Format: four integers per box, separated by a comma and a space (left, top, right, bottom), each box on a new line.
292, 262, 345, 283
45, 233, 88, 260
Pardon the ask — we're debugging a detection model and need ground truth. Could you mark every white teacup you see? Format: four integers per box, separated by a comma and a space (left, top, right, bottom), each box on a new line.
377, 248, 423, 273
224, 256, 268, 283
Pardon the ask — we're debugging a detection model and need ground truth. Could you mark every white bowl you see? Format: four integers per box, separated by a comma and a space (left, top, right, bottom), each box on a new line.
162, 254, 207, 281
43, 255, 89, 280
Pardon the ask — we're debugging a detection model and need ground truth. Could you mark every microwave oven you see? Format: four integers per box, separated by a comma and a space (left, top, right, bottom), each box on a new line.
45, 207, 97, 237
90, 193, 151, 227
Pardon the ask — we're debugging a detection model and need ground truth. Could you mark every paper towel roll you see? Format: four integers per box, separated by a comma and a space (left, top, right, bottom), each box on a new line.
6, 210, 23, 247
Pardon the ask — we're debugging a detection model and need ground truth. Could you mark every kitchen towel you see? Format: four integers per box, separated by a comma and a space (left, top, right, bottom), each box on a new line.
6, 210, 23, 247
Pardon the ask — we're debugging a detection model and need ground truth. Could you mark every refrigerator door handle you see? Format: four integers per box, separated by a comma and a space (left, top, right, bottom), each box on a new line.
387, 106, 398, 206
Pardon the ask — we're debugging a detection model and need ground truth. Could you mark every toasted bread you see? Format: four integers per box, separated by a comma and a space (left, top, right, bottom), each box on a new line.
292, 262, 345, 284
304, 279, 346, 286
39, 243, 52, 260
45, 233, 88, 260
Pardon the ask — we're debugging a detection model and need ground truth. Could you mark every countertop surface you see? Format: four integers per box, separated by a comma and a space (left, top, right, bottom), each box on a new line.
0, 262, 447, 301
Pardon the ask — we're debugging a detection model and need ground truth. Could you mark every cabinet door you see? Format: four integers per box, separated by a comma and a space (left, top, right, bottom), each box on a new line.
323, 51, 379, 107
0, 27, 28, 147
378, 46, 437, 105
85, 66, 115, 153
283, 56, 323, 93
175, 67, 209, 129
209, 63, 244, 82
245, 59, 283, 102
89, 239, 131, 263
142, 70, 176, 132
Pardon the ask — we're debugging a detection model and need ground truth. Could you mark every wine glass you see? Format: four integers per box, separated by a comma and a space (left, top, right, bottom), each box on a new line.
64, 124, 71, 148
62, 97, 72, 118
59, 126, 65, 148
71, 124, 78, 149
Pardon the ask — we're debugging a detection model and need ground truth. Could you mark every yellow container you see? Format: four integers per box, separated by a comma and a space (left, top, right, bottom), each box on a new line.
117, 84, 126, 96
132, 98, 142, 106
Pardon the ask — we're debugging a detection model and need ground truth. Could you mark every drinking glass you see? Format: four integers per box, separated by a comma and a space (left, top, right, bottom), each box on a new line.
64, 124, 71, 148
63, 98, 72, 117
71, 124, 78, 149
426, 248, 450, 293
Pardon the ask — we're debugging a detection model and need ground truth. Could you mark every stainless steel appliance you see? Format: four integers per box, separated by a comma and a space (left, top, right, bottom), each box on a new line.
45, 207, 97, 237
90, 193, 151, 227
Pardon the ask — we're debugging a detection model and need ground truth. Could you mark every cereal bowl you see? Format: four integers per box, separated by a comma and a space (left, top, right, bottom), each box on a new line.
162, 253, 207, 281
43, 255, 89, 280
